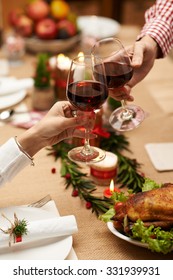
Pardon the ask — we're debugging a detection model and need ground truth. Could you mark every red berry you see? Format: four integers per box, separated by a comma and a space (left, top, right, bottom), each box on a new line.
72, 189, 78, 197
51, 167, 56, 174
65, 173, 71, 179
86, 201, 92, 209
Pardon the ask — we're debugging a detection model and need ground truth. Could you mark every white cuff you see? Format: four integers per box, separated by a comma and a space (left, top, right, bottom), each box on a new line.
0, 138, 31, 187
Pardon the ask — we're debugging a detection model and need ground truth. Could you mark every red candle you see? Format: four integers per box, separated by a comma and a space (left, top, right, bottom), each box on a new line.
103, 180, 120, 198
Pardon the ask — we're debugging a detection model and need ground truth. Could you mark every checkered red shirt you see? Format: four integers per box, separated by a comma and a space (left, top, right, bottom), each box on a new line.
137, 0, 173, 57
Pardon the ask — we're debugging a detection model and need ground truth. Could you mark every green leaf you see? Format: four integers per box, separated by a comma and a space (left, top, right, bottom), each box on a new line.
99, 208, 115, 222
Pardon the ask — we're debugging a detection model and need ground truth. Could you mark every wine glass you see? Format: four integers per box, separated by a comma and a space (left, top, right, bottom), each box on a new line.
91, 37, 145, 132
66, 54, 108, 163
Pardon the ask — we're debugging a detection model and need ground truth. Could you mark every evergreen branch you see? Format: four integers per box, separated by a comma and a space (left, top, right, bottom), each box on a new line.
13, 219, 28, 237
47, 130, 146, 214
117, 154, 145, 192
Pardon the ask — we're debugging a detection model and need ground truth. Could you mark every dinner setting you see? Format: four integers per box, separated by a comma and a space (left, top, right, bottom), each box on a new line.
0, 0, 173, 262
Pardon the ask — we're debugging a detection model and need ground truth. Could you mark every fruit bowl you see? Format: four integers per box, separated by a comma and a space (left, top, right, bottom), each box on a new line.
25, 32, 81, 53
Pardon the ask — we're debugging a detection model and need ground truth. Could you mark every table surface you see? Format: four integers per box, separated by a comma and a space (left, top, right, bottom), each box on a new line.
1, 25, 173, 260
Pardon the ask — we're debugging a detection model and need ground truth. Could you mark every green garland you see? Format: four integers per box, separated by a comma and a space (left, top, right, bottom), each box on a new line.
47, 131, 145, 216
100, 132, 145, 192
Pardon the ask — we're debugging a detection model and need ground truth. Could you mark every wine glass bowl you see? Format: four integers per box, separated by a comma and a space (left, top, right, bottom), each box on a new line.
66, 54, 108, 163
91, 37, 145, 132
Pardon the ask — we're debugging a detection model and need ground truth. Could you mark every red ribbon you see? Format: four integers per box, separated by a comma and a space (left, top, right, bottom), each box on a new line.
92, 126, 110, 138
55, 79, 67, 88
90, 168, 117, 179
16, 236, 22, 243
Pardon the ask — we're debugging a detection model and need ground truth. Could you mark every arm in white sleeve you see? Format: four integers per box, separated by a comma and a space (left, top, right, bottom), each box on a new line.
0, 138, 31, 187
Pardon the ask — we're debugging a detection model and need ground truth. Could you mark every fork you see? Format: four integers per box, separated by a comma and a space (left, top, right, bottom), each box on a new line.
28, 194, 52, 208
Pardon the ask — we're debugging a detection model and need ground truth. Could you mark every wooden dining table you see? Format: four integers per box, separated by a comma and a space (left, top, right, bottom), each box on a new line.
0, 25, 173, 260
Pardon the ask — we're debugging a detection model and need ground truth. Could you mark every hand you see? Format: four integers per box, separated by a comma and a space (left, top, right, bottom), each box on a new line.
18, 101, 95, 157
109, 35, 159, 102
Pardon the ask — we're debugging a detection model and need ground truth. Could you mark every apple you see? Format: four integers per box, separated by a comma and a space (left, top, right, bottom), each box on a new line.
35, 18, 57, 39
56, 19, 77, 39
8, 8, 24, 27
26, 0, 50, 21
15, 15, 34, 37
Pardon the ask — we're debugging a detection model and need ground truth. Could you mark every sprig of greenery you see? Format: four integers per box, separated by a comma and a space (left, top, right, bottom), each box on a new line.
100, 131, 130, 154
13, 219, 28, 237
117, 154, 145, 192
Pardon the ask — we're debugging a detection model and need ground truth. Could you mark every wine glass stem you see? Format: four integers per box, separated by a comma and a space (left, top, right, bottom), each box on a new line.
120, 99, 133, 120
121, 99, 126, 110
82, 128, 92, 156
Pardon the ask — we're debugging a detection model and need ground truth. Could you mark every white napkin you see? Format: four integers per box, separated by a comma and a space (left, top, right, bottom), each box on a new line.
0, 215, 78, 247
145, 143, 173, 171
0, 77, 34, 96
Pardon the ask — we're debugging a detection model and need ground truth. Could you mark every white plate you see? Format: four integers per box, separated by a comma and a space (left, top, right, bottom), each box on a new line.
145, 143, 173, 171
107, 222, 148, 248
0, 89, 26, 111
0, 77, 17, 96
0, 206, 72, 260
77, 16, 120, 39
0, 77, 33, 96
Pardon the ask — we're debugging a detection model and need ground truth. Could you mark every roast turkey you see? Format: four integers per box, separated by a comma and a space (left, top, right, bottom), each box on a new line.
113, 183, 173, 231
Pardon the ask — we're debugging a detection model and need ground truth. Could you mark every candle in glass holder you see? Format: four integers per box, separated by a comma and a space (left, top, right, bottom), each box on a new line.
52, 53, 71, 100
89, 151, 118, 186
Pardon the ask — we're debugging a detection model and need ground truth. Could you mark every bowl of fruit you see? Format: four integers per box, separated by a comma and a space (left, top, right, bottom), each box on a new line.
8, 0, 81, 53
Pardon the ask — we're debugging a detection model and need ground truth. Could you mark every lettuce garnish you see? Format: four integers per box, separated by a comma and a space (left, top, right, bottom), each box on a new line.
142, 177, 162, 192
131, 220, 173, 254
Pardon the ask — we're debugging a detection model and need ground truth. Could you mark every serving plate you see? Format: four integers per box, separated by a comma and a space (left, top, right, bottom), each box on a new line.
25, 33, 81, 53
107, 222, 148, 248
0, 206, 72, 260
77, 16, 120, 39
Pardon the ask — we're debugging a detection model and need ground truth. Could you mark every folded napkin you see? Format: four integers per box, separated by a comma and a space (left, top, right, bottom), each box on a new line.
0, 215, 78, 247
11, 104, 47, 129
0, 77, 34, 96
145, 142, 173, 171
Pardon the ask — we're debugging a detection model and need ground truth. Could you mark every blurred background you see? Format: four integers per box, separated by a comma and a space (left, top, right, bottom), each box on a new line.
1, 0, 155, 30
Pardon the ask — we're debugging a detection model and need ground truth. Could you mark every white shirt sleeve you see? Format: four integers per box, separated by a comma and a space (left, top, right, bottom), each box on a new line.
0, 138, 31, 187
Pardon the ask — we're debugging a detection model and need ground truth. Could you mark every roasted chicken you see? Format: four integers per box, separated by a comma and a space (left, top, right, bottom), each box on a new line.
113, 183, 173, 231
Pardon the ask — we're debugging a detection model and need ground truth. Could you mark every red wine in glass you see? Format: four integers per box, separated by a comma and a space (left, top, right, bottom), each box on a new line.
67, 81, 108, 111
91, 37, 145, 131
94, 61, 133, 89
66, 54, 108, 163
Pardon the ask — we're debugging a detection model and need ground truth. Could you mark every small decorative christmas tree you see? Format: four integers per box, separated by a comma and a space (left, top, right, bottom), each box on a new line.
34, 53, 51, 88
32, 53, 55, 110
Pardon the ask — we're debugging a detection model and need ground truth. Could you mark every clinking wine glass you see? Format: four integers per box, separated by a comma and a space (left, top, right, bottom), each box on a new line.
91, 37, 145, 132
66, 54, 108, 163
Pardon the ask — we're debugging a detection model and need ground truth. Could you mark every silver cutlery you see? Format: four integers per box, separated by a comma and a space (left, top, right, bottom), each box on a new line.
28, 194, 52, 208
0, 109, 30, 121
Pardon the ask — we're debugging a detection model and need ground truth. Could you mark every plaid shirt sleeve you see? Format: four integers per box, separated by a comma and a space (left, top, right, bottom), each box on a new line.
137, 0, 173, 57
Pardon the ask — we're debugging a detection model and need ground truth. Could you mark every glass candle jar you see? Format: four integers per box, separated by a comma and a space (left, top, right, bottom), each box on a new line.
89, 151, 118, 186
